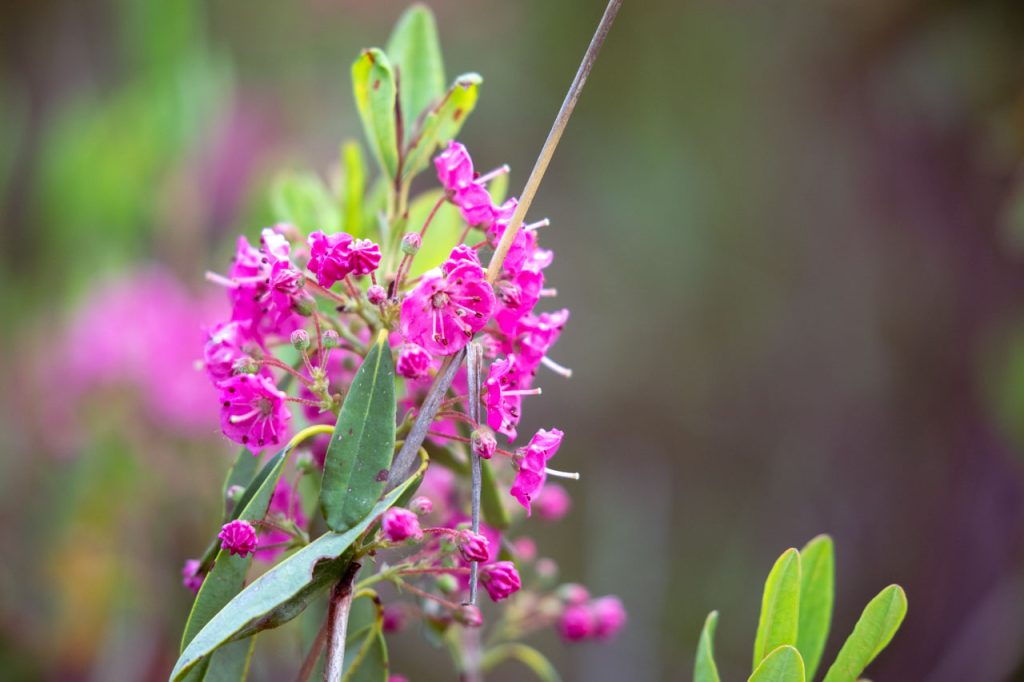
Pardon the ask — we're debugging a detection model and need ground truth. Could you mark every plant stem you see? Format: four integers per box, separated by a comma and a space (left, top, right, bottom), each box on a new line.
323, 562, 361, 682
485, 0, 622, 283
295, 619, 328, 682
466, 342, 484, 605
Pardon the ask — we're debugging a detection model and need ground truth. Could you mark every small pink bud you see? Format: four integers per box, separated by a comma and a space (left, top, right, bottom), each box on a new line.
382, 605, 406, 633
291, 329, 310, 351
367, 284, 386, 305
182, 559, 204, 593
396, 343, 432, 380
535, 558, 558, 580
534, 483, 571, 521
558, 604, 594, 642
591, 596, 627, 640
479, 561, 521, 602
512, 537, 537, 562
382, 508, 422, 543
400, 232, 422, 256
321, 329, 340, 349
292, 290, 317, 316
457, 530, 490, 563
455, 604, 483, 628
232, 356, 260, 375
409, 496, 433, 515
218, 520, 258, 557
388, 676, 410, 682
557, 583, 590, 606
470, 428, 497, 460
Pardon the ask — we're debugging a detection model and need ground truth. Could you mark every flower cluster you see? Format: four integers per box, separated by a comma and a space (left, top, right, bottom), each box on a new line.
182, 138, 623, 676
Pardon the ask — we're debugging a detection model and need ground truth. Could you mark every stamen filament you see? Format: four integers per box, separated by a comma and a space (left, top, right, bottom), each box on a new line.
544, 467, 580, 480
541, 355, 573, 378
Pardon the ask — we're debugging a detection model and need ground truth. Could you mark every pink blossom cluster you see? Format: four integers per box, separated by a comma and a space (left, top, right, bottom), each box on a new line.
183, 140, 622, 648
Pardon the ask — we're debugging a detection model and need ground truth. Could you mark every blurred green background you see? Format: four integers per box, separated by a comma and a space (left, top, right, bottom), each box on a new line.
4, 0, 1024, 680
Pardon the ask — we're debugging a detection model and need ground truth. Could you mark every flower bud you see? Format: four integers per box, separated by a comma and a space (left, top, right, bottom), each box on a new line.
321, 330, 340, 349
479, 561, 521, 602
291, 329, 310, 352
435, 574, 459, 595
409, 496, 433, 515
470, 427, 497, 460
367, 284, 386, 305
182, 559, 205, 594
400, 232, 422, 256
534, 484, 571, 522
558, 604, 594, 642
292, 290, 317, 316
397, 344, 432, 380
454, 604, 483, 628
225, 485, 246, 503
295, 451, 318, 474
535, 558, 558, 581
557, 583, 590, 606
457, 530, 490, 563
382, 605, 406, 633
218, 520, 258, 558
382, 508, 423, 543
512, 537, 537, 562
232, 355, 260, 375
591, 596, 627, 640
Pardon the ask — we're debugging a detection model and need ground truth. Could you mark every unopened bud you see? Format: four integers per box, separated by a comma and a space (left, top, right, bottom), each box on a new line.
295, 451, 317, 473
536, 558, 558, 581
291, 329, 310, 351
455, 604, 483, 628
226, 485, 246, 502
293, 290, 317, 316
232, 356, 260, 375
471, 428, 497, 460
367, 284, 386, 305
435, 574, 458, 595
557, 583, 590, 606
321, 330, 340, 349
400, 232, 422, 255
409, 496, 433, 515
457, 530, 491, 563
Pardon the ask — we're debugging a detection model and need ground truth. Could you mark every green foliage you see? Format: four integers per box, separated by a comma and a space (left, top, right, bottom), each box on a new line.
171, 465, 425, 680
822, 586, 908, 682
352, 49, 399, 181
386, 4, 446, 131
692, 537, 906, 682
753, 548, 801, 668
481, 643, 562, 682
404, 189, 463, 277
694, 611, 721, 682
401, 73, 482, 182
270, 170, 340, 234
320, 332, 397, 532
479, 457, 511, 530
341, 140, 367, 236
342, 625, 389, 682
749, 646, 805, 682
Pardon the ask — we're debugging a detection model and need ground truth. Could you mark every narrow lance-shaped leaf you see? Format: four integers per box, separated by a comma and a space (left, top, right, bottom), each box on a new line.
753, 548, 802, 670
320, 331, 396, 532
694, 611, 721, 682
386, 3, 445, 130
221, 449, 260, 520
401, 73, 481, 181
797, 535, 835, 681
341, 140, 366, 237
481, 643, 562, 682
342, 625, 388, 682
171, 459, 427, 681
822, 585, 907, 682
749, 645, 806, 682
352, 49, 399, 180
270, 170, 339, 234
479, 457, 510, 530
181, 448, 291, 651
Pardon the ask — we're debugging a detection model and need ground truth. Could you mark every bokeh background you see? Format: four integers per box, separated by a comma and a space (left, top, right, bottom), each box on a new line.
4, 0, 1024, 680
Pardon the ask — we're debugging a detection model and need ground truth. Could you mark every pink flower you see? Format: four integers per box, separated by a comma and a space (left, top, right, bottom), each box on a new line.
494, 265, 544, 336
182, 559, 204, 593
388, 676, 410, 682
225, 229, 304, 335
203, 321, 262, 384
558, 604, 594, 642
218, 374, 292, 453
485, 355, 536, 440
396, 343, 432, 380
307, 230, 354, 287
382, 606, 406, 633
219, 519, 258, 557
515, 309, 569, 373
457, 530, 491, 563
399, 250, 495, 356
479, 561, 521, 602
534, 483, 571, 521
510, 428, 564, 514
455, 182, 494, 226
382, 508, 423, 542
592, 596, 627, 640
435, 141, 475, 192
255, 481, 307, 561
348, 238, 382, 276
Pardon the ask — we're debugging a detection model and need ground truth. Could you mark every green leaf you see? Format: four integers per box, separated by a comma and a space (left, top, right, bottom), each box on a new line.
181, 448, 291, 651
320, 331, 396, 532
200, 639, 255, 682
694, 611, 721, 682
480, 457, 510, 530
481, 643, 562, 682
171, 464, 426, 681
822, 586, 907, 682
341, 140, 366, 237
385, 4, 445, 131
401, 73, 482, 181
404, 189, 462, 277
749, 646, 806, 682
797, 535, 835, 681
342, 625, 388, 682
270, 170, 340, 233
352, 48, 399, 180
222, 449, 261, 520
753, 548, 802, 670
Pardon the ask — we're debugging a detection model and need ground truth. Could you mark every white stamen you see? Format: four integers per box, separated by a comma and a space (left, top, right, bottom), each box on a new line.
524, 218, 550, 232
229, 408, 261, 424
502, 387, 542, 397
205, 271, 239, 289
544, 467, 580, 480
541, 355, 573, 378
476, 164, 510, 185
539, 288, 558, 297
